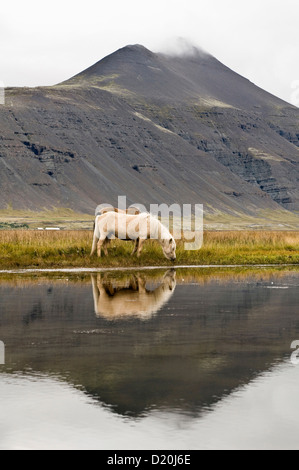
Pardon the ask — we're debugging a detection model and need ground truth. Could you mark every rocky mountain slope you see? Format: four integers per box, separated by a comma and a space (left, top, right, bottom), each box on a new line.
0, 45, 298, 222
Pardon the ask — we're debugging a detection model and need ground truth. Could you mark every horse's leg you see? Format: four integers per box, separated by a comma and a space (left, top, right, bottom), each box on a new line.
105, 282, 115, 296
103, 238, 110, 257
130, 275, 138, 291
137, 239, 145, 258
131, 238, 139, 255
91, 233, 99, 256
97, 236, 106, 257
91, 274, 100, 316
137, 275, 147, 293
97, 273, 109, 296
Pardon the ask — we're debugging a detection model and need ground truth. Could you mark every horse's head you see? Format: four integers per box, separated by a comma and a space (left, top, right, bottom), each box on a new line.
163, 269, 177, 290
162, 237, 176, 262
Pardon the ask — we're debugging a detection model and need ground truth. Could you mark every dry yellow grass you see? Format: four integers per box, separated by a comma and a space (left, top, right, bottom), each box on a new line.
0, 230, 298, 269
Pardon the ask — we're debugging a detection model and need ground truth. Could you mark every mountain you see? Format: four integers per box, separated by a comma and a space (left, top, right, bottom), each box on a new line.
1, 44, 299, 225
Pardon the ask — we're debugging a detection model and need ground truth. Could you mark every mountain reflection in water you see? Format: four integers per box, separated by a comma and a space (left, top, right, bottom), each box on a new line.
0, 268, 299, 426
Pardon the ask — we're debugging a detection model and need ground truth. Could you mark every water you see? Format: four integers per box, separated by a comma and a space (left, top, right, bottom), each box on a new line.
0, 267, 299, 450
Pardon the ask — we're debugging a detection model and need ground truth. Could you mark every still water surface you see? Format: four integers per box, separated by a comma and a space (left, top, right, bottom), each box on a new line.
0, 267, 299, 450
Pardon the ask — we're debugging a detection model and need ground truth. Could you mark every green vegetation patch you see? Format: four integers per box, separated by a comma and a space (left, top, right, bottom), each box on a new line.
0, 222, 29, 230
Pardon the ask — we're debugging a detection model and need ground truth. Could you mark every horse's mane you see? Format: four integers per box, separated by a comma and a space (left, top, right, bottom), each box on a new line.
147, 213, 172, 240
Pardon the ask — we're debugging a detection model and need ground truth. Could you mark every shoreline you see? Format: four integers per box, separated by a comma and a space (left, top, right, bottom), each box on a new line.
0, 263, 299, 274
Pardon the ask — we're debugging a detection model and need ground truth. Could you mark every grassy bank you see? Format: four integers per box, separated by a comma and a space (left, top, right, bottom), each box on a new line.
0, 230, 298, 269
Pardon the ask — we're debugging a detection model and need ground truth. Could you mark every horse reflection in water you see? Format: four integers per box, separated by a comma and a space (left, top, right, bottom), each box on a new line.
91, 270, 176, 321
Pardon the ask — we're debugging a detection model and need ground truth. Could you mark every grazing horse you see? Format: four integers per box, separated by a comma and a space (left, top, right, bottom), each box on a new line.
96, 206, 141, 216
91, 212, 176, 261
93, 206, 141, 231
91, 270, 176, 320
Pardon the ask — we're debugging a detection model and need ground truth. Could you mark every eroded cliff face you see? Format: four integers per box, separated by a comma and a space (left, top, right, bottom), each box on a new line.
0, 45, 298, 219
147, 104, 299, 210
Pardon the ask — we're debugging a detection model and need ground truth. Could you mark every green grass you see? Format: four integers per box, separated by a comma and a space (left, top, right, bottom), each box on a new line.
0, 222, 29, 230
0, 230, 298, 269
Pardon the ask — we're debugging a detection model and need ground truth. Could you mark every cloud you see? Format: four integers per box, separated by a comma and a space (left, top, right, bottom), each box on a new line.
0, 0, 298, 103
154, 37, 208, 58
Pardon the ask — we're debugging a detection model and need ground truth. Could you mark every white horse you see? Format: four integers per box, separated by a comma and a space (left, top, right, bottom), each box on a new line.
91, 212, 176, 261
93, 206, 141, 231
91, 270, 176, 320
95, 206, 141, 217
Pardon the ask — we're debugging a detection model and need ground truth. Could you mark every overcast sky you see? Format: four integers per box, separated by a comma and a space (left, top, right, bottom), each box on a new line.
0, 0, 298, 105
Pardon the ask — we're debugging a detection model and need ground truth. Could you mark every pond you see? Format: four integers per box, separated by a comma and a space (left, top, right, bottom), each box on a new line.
0, 267, 299, 450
